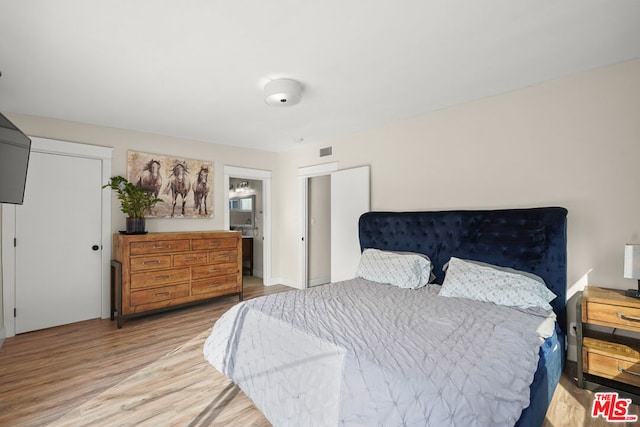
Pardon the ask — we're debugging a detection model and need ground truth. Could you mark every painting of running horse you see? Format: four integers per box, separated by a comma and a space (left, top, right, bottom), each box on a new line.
127, 150, 214, 218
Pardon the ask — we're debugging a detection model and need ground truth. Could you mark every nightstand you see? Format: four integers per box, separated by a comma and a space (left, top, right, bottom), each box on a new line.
577, 286, 640, 399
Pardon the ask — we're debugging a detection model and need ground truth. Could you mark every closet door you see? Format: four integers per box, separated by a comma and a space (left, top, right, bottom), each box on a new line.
330, 166, 370, 283
15, 152, 102, 333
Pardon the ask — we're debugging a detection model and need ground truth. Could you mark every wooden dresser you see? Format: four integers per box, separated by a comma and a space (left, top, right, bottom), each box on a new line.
112, 231, 242, 327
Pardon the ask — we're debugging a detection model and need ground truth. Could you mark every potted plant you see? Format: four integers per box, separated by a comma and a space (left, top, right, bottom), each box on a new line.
103, 175, 162, 234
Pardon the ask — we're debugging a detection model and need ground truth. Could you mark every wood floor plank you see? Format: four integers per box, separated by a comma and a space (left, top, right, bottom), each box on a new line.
0, 282, 287, 426
2, 280, 639, 426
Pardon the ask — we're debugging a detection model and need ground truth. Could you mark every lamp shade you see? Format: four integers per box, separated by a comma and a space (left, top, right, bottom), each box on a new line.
624, 244, 640, 279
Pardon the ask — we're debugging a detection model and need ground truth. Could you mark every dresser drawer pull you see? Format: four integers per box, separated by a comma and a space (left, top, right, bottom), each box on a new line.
617, 312, 640, 322
154, 275, 171, 280
182, 257, 199, 261
142, 260, 161, 265
208, 242, 221, 246
152, 245, 171, 249
153, 292, 170, 297
208, 269, 223, 273
618, 366, 640, 377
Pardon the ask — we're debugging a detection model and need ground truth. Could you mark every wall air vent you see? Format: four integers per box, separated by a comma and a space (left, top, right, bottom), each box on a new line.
319, 147, 332, 157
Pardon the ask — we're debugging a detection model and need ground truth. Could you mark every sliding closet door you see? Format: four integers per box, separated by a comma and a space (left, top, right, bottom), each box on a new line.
330, 166, 370, 282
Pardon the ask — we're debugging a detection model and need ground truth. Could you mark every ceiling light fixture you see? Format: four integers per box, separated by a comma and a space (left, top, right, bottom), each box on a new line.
264, 78, 302, 107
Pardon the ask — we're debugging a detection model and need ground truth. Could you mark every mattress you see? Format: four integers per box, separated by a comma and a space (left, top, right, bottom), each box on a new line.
204, 278, 558, 426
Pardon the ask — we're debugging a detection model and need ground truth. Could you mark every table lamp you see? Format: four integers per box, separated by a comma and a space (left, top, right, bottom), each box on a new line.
624, 244, 640, 298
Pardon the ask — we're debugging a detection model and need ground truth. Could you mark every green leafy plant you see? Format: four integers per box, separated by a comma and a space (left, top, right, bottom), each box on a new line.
103, 175, 162, 218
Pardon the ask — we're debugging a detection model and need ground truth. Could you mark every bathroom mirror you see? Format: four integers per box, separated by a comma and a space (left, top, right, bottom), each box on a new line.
230, 196, 255, 227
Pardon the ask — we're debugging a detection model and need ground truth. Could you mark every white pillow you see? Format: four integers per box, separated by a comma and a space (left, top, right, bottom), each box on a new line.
439, 257, 556, 310
356, 249, 433, 289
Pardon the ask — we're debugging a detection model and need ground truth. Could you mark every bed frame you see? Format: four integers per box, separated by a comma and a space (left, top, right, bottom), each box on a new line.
359, 207, 568, 427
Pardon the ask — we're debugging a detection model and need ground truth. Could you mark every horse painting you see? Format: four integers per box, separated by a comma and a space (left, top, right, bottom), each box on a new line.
164, 162, 191, 217
193, 166, 210, 215
136, 159, 162, 198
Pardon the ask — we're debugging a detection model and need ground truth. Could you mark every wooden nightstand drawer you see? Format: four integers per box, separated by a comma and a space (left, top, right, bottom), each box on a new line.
583, 336, 640, 388
585, 302, 640, 331
582, 286, 640, 333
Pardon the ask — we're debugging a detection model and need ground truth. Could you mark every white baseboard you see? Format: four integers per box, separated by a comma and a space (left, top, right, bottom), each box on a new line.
269, 277, 302, 289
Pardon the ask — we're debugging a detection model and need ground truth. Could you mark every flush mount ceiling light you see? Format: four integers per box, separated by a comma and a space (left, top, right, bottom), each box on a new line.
264, 78, 302, 107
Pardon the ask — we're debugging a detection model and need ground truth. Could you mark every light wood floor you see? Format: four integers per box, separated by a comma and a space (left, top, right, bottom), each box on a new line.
1, 279, 638, 426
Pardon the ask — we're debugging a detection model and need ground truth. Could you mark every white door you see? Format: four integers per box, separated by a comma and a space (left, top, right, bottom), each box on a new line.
15, 152, 103, 333
330, 166, 370, 282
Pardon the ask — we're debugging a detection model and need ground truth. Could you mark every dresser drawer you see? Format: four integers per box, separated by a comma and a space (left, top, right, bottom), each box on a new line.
192, 276, 239, 296
192, 238, 237, 251
173, 252, 208, 267
192, 262, 239, 280
210, 250, 238, 264
130, 283, 190, 306
130, 239, 190, 255
585, 301, 640, 332
130, 267, 190, 289
130, 255, 172, 272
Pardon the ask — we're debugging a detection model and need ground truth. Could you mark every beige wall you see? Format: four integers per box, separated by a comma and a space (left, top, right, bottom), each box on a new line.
1, 59, 638, 352
274, 59, 640, 357
4, 114, 278, 234
0, 116, 277, 336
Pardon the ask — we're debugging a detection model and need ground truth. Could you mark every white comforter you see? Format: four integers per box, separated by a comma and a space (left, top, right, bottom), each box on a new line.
203, 279, 555, 427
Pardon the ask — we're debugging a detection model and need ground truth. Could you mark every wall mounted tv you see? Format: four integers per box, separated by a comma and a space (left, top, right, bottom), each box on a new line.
0, 112, 31, 205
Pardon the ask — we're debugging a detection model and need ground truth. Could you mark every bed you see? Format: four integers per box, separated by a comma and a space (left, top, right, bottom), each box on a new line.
204, 207, 568, 426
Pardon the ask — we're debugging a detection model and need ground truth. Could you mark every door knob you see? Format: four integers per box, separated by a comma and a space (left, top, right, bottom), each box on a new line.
92, 245, 100, 251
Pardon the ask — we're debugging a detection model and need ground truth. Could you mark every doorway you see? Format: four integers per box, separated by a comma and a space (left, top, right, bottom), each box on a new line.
307, 175, 331, 287
299, 164, 370, 288
229, 178, 262, 283
223, 166, 272, 286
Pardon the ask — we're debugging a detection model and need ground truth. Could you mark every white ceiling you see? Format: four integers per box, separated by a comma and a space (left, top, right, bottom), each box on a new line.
1, 1, 639, 152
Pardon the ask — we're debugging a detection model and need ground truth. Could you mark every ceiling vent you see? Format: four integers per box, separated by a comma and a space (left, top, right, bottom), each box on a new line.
264, 79, 302, 107
320, 146, 332, 157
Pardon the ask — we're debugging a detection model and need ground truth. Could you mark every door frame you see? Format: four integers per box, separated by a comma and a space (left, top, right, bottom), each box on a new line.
2, 137, 112, 338
223, 166, 273, 285
298, 162, 339, 289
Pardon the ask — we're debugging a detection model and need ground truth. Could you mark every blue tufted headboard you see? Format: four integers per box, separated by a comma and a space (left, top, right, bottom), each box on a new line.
358, 207, 568, 335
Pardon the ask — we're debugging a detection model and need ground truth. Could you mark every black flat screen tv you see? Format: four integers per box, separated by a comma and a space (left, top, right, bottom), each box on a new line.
0, 112, 31, 205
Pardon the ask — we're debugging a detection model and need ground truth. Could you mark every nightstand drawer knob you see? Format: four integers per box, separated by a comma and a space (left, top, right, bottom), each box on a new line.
617, 312, 640, 322
618, 366, 640, 377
